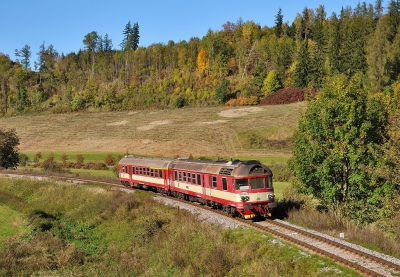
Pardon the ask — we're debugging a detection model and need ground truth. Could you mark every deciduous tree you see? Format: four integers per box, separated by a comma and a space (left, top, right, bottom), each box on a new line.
197, 49, 208, 75
262, 70, 280, 96
83, 31, 99, 79
289, 73, 391, 224
0, 128, 20, 169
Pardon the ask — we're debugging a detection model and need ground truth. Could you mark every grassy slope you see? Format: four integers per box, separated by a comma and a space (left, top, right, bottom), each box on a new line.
0, 206, 28, 245
0, 102, 306, 159
0, 178, 361, 277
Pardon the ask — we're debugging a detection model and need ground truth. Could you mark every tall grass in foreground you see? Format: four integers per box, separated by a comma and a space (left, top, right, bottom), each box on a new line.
281, 187, 400, 259
0, 177, 361, 277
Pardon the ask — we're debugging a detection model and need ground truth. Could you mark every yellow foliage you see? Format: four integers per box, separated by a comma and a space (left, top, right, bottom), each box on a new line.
197, 49, 208, 74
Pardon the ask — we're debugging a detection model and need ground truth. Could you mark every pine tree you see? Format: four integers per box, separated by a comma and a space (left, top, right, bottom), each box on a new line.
120, 21, 132, 50
293, 40, 309, 88
325, 12, 341, 75
120, 21, 140, 51
385, 0, 400, 43
132, 22, 140, 50
15, 44, 31, 71
274, 8, 283, 38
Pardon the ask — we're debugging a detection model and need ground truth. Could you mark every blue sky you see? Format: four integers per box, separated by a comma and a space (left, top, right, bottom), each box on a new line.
1, 0, 386, 65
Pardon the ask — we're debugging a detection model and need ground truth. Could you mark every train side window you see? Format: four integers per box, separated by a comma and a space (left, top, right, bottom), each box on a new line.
222, 177, 227, 191
187, 173, 191, 184
197, 174, 202, 186
159, 170, 162, 178
192, 173, 196, 184
174, 171, 177, 181
178, 172, 182, 181
183, 172, 187, 182
212, 176, 217, 188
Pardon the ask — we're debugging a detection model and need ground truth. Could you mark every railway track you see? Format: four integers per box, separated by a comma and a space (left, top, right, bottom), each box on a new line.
2, 170, 400, 277
162, 195, 400, 277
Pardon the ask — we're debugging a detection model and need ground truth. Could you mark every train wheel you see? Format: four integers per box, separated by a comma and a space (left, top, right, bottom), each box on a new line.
229, 207, 237, 217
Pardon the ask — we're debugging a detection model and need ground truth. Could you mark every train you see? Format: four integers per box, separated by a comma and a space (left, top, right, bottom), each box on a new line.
118, 155, 277, 219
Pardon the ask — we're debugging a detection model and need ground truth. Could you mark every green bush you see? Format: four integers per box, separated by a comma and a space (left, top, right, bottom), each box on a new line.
18, 153, 29, 166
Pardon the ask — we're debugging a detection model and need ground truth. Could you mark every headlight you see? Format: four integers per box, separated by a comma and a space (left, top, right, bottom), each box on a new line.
268, 194, 275, 200
240, 193, 250, 202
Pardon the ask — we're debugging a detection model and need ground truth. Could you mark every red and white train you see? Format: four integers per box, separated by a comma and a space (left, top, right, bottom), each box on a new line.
118, 155, 276, 219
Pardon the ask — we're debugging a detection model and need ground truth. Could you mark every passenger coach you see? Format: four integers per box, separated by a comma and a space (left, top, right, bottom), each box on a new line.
119, 155, 276, 219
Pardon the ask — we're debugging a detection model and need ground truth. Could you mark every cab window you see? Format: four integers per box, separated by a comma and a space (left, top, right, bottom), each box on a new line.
250, 178, 264, 189
235, 179, 249, 190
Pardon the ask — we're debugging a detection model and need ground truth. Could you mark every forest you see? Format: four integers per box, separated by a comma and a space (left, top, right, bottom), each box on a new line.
0, 1, 399, 114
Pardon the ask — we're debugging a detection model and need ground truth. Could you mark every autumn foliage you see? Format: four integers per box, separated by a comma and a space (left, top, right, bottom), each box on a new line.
197, 49, 208, 75
259, 87, 316, 105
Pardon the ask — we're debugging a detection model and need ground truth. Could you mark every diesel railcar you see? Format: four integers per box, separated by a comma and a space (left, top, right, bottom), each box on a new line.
119, 155, 276, 219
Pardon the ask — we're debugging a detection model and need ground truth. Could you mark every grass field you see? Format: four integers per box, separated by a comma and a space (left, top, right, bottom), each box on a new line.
0, 206, 28, 246
0, 178, 362, 277
0, 103, 306, 159
273, 182, 292, 199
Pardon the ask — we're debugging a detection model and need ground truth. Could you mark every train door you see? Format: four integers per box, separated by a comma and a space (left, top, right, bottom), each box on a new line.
197, 173, 206, 197
205, 175, 215, 200
170, 169, 175, 190
129, 165, 132, 185
163, 169, 168, 190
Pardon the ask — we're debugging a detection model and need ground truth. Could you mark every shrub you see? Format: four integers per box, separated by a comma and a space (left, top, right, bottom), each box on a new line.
33, 151, 42, 163
260, 87, 317, 105
76, 154, 84, 166
104, 154, 116, 166
174, 96, 186, 108
18, 153, 29, 166
41, 153, 64, 172
83, 162, 108, 170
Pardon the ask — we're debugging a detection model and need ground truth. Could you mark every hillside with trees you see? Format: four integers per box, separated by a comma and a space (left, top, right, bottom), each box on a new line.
1, 0, 400, 232
0, 1, 399, 114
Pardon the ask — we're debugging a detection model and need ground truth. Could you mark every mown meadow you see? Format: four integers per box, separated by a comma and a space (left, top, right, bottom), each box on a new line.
0, 177, 362, 277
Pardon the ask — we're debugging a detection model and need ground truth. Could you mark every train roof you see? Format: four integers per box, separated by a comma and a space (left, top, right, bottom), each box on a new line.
171, 158, 272, 177
119, 156, 272, 177
118, 155, 174, 169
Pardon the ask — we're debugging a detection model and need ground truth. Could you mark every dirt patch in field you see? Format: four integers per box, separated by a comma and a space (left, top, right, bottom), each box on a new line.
106, 120, 128, 126
198, 120, 228, 125
218, 107, 264, 118
137, 120, 171, 131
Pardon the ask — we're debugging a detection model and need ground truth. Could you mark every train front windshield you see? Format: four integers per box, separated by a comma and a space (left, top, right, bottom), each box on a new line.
235, 176, 273, 190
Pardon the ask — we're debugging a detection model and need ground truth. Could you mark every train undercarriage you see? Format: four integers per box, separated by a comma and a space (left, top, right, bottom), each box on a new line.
120, 180, 274, 219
